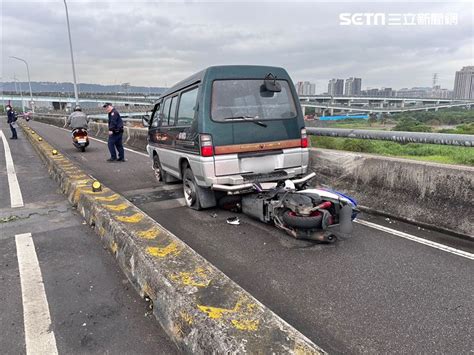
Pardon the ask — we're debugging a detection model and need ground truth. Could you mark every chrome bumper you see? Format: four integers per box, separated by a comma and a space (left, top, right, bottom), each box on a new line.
211, 172, 316, 192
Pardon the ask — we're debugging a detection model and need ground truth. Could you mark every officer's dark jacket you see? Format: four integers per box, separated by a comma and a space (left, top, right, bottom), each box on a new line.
7, 110, 17, 124
108, 108, 123, 133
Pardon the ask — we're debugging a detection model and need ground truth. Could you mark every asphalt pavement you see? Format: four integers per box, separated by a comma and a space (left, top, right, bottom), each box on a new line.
0, 120, 178, 354
6, 119, 474, 354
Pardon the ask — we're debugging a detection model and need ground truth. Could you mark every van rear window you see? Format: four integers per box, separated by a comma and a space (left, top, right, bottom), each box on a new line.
211, 80, 297, 121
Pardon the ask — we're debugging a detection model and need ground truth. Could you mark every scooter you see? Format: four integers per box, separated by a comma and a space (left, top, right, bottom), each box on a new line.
221, 173, 359, 243
72, 128, 89, 152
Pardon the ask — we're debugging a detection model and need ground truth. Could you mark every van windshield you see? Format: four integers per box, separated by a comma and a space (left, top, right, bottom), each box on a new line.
211, 79, 297, 121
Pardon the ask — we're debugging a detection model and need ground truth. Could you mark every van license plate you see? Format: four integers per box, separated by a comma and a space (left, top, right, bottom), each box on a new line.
241, 156, 276, 173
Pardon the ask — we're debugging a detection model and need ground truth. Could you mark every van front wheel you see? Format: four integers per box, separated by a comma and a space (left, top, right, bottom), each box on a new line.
183, 168, 202, 210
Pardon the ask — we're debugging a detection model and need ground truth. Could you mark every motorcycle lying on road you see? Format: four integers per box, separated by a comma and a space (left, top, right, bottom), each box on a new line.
220, 173, 359, 243
71, 128, 90, 152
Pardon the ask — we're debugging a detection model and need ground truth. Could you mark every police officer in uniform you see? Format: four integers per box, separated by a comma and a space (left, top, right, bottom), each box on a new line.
6, 105, 18, 139
103, 103, 125, 162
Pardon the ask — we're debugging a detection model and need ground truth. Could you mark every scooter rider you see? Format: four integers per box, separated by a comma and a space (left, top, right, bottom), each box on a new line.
66, 105, 89, 129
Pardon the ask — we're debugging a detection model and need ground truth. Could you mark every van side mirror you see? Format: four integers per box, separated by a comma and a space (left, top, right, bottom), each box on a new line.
142, 114, 150, 127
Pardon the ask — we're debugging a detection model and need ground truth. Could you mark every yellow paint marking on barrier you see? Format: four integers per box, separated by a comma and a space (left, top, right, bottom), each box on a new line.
170, 266, 213, 288
142, 283, 155, 299
147, 243, 181, 258
80, 188, 109, 195
94, 194, 120, 202
180, 311, 194, 325
98, 226, 106, 238
115, 213, 143, 223
294, 342, 321, 355
231, 319, 259, 331
110, 241, 118, 254
197, 296, 260, 331
72, 185, 90, 203
73, 176, 90, 181
136, 227, 160, 240
197, 305, 230, 319
74, 179, 92, 185
104, 203, 129, 212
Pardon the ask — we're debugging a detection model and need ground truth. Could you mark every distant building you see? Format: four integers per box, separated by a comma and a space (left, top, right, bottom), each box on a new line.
453, 66, 474, 99
296, 81, 316, 96
396, 87, 432, 98
432, 85, 453, 99
361, 87, 394, 97
327, 79, 344, 96
344, 77, 362, 96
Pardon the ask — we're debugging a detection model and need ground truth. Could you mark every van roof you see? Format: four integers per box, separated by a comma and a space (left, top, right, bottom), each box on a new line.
159, 65, 290, 98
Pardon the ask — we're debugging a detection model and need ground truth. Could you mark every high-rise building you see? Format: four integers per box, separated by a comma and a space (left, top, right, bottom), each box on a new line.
344, 77, 362, 96
327, 79, 344, 96
453, 66, 474, 99
296, 81, 316, 96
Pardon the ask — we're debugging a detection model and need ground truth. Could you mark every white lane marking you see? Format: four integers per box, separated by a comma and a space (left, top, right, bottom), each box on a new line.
15, 233, 59, 355
355, 219, 474, 260
54, 125, 149, 157
0, 129, 24, 208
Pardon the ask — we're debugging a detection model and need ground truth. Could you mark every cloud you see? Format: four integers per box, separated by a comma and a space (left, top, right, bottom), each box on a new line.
1, 0, 472, 93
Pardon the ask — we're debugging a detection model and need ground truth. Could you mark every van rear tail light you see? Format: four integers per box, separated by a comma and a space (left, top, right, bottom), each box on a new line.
200, 134, 214, 157
301, 128, 308, 148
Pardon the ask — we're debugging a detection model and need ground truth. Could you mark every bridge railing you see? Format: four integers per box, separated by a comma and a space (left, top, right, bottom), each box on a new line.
306, 127, 474, 147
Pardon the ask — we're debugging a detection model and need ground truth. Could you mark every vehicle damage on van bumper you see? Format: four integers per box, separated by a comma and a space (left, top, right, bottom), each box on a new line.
218, 173, 359, 243
211, 171, 315, 193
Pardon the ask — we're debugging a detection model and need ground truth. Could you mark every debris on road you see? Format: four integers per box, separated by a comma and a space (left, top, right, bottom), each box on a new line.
226, 217, 240, 225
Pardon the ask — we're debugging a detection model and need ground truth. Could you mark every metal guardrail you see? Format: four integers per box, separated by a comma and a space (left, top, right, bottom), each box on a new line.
306, 127, 474, 147
29, 113, 473, 147
29, 112, 143, 122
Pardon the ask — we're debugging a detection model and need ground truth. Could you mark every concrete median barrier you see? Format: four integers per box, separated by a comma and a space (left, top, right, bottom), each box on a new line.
19, 122, 325, 353
309, 149, 474, 238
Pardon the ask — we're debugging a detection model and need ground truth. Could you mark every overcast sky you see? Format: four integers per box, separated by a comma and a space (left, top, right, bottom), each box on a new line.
1, 0, 473, 93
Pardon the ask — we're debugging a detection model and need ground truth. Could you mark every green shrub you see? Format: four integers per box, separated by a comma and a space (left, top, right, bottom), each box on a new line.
341, 139, 374, 153
310, 136, 474, 166
393, 118, 432, 132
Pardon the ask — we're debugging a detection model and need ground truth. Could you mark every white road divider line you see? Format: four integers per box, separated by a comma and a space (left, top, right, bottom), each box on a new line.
355, 219, 474, 260
0, 129, 24, 208
15, 233, 58, 355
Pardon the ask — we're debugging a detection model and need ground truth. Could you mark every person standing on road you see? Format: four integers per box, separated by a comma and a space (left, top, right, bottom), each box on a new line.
103, 103, 125, 162
6, 105, 18, 139
66, 105, 89, 130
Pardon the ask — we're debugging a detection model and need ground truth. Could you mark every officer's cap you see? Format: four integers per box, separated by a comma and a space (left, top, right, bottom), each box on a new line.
102, 102, 112, 108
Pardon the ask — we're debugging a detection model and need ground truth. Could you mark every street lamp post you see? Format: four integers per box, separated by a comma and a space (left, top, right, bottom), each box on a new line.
13, 75, 26, 113
63, 0, 79, 106
10, 56, 34, 113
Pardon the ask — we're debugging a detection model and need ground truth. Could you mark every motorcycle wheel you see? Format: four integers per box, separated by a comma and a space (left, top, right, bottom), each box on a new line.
282, 210, 323, 229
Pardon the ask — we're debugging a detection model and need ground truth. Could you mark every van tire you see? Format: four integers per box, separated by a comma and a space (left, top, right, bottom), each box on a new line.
153, 154, 166, 183
183, 167, 202, 210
